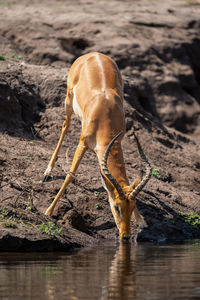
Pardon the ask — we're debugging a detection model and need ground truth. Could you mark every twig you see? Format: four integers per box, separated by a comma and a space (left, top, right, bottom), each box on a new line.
2, 195, 14, 202
14, 191, 25, 207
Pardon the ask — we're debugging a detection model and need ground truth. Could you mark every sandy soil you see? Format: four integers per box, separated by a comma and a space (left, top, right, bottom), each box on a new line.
0, 0, 200, 251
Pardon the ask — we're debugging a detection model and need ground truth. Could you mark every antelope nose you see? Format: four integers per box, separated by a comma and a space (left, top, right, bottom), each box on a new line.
121, 234, 130, 242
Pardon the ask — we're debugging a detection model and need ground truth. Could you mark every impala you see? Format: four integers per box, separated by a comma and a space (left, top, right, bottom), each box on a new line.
43, 52, 152, 241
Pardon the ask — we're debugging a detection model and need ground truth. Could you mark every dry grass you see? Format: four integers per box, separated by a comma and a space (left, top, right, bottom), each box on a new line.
186, 0, 200, 5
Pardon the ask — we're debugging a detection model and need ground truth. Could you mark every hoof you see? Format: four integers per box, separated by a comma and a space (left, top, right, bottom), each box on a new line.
45, 208, 53, 216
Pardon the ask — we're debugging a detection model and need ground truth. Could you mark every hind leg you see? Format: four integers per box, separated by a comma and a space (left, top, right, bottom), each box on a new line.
43, 87, 73, 181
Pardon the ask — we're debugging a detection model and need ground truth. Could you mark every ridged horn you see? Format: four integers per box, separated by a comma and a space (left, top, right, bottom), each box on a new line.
130, 132, 152, 200
101, 132, 126, 200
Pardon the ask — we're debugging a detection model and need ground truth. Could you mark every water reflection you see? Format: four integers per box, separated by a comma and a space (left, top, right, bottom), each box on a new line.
106, 243, 136, 299
0, 241, 200, 299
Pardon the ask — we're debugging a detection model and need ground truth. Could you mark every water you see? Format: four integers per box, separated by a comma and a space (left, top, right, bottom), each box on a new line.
0, 242, 200, 300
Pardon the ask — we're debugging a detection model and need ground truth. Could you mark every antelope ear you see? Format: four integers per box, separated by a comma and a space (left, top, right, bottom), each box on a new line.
100, 171, 124, 200
101, 132, 126, 200
100, 172, 115, 194
130, 177, 142, 190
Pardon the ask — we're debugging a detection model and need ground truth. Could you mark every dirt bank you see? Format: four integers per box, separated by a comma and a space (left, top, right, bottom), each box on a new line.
0, 0, 200, 251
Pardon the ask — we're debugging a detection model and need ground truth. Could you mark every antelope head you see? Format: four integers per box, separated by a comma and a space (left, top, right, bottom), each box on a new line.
101, 132, 152, 241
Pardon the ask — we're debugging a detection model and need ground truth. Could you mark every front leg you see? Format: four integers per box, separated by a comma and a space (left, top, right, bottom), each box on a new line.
45, 137, 87, 216
133, 205, 147, 229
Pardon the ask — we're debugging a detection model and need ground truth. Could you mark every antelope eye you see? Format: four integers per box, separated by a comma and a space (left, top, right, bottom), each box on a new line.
114, 204, 121, 215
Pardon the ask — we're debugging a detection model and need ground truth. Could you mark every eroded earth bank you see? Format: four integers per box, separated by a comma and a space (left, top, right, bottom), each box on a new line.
0, 0, 200, 251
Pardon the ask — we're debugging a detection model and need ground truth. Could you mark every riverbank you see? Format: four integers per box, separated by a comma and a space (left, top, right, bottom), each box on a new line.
0, 0, 200, 251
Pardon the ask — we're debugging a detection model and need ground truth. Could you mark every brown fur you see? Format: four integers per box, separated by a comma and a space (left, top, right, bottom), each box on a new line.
43, 52, 147, 240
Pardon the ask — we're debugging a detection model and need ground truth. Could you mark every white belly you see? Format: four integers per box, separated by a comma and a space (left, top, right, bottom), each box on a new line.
72, 87, 83, 120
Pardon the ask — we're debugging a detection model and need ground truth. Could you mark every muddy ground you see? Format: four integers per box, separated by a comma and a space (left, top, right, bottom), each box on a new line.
0, 0, 200, 251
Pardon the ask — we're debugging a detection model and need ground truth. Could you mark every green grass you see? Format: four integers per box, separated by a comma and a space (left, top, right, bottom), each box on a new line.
152, 168, 161, 179
0, 209, 10, 220
0, 54, 5, 61
178, 211, 200, 229
96, 203, 103, 210
2, 219, 17, 228
0, 208, 33, 229
10, 54, 22, 59
94, 191, 100, 196
28, 141, 35, 146
0, 209, 17, 228
0, 53, 22, 62
40, 222, 63, 236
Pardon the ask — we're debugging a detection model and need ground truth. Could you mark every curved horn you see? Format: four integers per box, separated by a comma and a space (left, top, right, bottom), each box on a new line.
130, 133, 152, 200
101, 132, 126, 200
